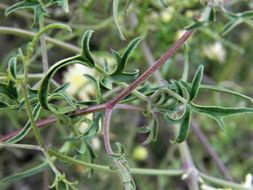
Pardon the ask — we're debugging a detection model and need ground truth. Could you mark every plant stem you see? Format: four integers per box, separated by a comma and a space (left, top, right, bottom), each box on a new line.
115, 81, 148, 102
199, 172, 250, 190
0, 26, 80, 53
48, 148, 252, 190
0, 103, 141, 142
0, 143, 42, 151
104, 108, 113, 154
48, 148, 185, 176
39, 17, 49, 73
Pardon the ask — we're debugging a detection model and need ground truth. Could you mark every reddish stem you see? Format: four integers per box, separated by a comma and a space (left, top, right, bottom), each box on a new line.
104, 108, 113, 154
0, 104, 140, 142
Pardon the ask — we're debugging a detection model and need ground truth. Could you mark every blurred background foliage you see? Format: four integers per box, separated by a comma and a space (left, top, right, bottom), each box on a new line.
0, 0, 253, 189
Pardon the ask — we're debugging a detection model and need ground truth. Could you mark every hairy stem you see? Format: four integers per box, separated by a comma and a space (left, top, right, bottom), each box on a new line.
39, 17, 49, 73
48, 149, 251, 190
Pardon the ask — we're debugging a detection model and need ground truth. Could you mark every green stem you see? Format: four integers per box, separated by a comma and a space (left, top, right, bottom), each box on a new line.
48, 148, 252, 190
0, 26, 80, 53
200, 172, 251, 190
21, 81, 61, 176
115, 81, 149, 102
164, 88, 188, 103
0, 143, 42, 151
21, 32, 62, 176
48, 148, 184, 176
39, 17, 49, 73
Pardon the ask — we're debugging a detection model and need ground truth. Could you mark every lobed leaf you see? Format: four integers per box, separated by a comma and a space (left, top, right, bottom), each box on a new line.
7, 57, 17, 80
171, 107, 192, 143
81, 30, 95, 67
189, 65, 204, 101
113, 37, 142, 74
190, 103, 253, 130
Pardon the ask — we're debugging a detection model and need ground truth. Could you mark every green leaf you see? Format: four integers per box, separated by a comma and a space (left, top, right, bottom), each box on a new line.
189, 65, 204, 101
100, 76, 113, 90
120, 37, 142, 73
221, 19, 243, 36
110, 70, 139, 83
0, 82, 18, 101
111, 49, 121, 63
113, 0, 125, 40
81, 30, 95, 67
113, 37, 142, 74
6, 104, 41, 144
83, 74, 102, 104
8, 57, 17, 80
139, 116, 159, 145
199, 85, 253, 103
53, 83, 70, 93
164, 105, 188, 125
110, 37, 141, 82
0, 162, 48, 187
49, 92, 76, 113
209, 8, 216, 22
55, 0, 69, 13
190, 103, 253, 130
171, 107, 192, 143
5, 0, 47, 28
0, 100, 9, 109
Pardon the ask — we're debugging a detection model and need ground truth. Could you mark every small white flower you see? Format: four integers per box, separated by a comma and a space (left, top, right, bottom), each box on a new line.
63, 64, 96, 101
91, 137, 100, 150
203, 42, 226, 63
161, 7, 175, 23
79, 122, 90, 134
243, 174, 253, 188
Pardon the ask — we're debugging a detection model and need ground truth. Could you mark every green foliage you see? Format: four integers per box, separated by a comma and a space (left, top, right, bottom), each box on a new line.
1, 0, 253, 190
110, 37, 142, 82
